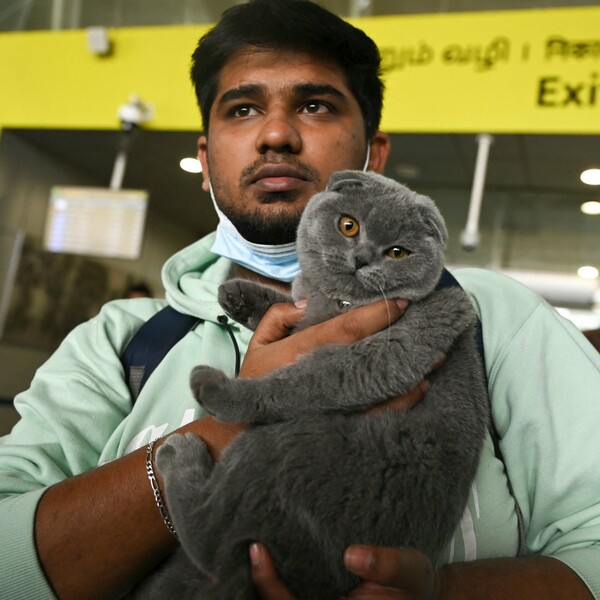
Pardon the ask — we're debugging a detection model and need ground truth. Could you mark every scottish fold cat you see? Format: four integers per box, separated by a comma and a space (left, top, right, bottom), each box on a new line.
131, 170, 489, 600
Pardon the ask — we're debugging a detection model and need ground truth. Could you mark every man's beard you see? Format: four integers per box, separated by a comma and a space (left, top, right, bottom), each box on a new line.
209, 152, 321, 245
220, 197, 303, 245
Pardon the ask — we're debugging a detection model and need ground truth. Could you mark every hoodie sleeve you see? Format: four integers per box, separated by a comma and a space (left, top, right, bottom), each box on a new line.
0, 298, 164, 599
455, 268, 600, 599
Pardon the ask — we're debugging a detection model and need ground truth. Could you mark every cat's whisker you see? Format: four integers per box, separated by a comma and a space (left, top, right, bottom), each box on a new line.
376, 281, 393, 346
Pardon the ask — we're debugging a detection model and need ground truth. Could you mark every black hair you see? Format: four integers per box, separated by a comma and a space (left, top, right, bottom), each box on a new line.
190, 0, 384, 139
125, 282, 152, 298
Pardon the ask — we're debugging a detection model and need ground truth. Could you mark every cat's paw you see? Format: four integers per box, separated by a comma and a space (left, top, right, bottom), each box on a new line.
189, 365, 239, 422
218, 280, 261, 329
155, 433, 214, 487
152, 434, 215, 532
218, 279, 291, 330
155, 432, 204, 469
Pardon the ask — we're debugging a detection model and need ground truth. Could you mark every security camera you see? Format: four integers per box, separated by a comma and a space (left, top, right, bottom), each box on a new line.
110, 96, 154, 190
117, 95, 153, 129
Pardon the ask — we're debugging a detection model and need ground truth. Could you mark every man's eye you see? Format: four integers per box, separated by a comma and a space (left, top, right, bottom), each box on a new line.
301, 101, 330, 114
232, 106, 258, 118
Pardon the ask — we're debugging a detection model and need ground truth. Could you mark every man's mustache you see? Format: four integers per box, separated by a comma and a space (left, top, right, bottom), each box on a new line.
240, 154, 321, 185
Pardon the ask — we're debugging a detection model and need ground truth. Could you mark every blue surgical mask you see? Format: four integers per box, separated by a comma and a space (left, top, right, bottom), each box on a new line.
209, 146, 371, 282
209, 185, 301, 282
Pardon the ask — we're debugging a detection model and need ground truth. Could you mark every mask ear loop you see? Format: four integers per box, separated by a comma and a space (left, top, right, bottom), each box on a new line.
362, 144, 371, 172
208, 180, 232, 231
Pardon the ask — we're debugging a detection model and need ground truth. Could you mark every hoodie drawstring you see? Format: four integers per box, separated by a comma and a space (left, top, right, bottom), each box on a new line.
217, 314, 241, 377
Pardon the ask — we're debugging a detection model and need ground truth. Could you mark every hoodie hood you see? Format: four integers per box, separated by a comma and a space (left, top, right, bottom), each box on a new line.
162, 232, 234, 323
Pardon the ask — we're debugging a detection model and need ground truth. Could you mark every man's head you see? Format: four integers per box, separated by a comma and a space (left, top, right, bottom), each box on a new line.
191, 0, 391, 265
190, 0, 384, 140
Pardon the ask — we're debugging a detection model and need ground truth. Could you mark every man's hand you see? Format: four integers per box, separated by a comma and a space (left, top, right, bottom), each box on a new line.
250, 543, 439, 600
251, 543, 594, 600
367, 380, 430, 415
187, 298, 411, 460
240, 298, 409, 378
344, 545, 439, 599
367, 354, 445, 415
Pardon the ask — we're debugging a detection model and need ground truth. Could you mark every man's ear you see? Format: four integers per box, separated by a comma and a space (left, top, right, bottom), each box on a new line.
197, 135, 210, 192
367, 131, 391, 174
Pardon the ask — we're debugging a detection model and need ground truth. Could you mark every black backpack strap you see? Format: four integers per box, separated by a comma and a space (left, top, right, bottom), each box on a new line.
121, 306, 202, 402
436, 269, 527, 556
435, 268, 485, 360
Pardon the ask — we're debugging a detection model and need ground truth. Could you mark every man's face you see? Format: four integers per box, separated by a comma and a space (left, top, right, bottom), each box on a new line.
198, 48, 389, 245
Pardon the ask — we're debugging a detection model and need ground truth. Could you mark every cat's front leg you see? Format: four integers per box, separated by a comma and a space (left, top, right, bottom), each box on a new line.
218, 279, 292, 330
189, 365, 249, 422
128, 435, 216, 600
154, 433, 215, 536
191, 288, 481, 423
191, 364, 290, 424
190, 325, 471, 425
189, 352, 368, 424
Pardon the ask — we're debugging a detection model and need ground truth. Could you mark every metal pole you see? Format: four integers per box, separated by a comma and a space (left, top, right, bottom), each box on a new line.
349, 0, 372, 17
110, 149, 127, 191
460, 133, 494, 251
0, 230, 24, 339
50, 0, 64, 30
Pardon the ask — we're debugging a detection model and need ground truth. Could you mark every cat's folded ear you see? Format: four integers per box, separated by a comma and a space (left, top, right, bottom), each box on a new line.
327, 170, 368, 192
416, 195, 449, 247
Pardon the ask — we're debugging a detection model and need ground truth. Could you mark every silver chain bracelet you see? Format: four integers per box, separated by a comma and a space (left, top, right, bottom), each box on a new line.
146, 440, 178, 539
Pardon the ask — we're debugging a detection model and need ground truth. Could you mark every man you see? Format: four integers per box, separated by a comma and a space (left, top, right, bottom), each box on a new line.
1, 1, 599, 599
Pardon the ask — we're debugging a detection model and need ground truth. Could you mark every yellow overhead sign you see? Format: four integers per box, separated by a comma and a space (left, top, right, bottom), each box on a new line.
0, 25, 208, 131
0, 6, 598, 133
368, 7, 600, 133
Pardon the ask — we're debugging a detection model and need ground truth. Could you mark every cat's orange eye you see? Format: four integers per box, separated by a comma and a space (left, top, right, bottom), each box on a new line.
339, 215, 360, 237
385, 246, 411, 259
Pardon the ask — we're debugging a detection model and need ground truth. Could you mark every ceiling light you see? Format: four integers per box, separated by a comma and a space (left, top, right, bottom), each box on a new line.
394, 163, 421, 180
180, 158, 202, 173
581, 201, 600, 215
577, 266, 599, 280
580, 168, 600, 185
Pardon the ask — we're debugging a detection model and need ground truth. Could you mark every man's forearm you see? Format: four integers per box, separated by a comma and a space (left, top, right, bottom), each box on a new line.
35, 417, 243, 600
36, 443, 174, 600
439, 556, 593, 600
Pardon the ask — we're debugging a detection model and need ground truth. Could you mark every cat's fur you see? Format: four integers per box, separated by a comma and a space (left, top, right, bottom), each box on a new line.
130, 170, 489, 600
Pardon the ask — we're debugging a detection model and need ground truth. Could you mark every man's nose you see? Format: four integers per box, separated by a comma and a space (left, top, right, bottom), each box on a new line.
255, 113, 302, 154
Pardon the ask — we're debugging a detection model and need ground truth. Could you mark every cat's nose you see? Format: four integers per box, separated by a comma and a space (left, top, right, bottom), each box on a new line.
354, 250, 371, 270
354, 256, 368, 270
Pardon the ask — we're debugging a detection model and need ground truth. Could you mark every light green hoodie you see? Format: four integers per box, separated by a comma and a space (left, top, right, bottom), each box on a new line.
1, 233, 600, 599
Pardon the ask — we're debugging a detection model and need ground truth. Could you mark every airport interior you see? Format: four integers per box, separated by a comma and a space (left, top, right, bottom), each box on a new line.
0, 0, 599, 434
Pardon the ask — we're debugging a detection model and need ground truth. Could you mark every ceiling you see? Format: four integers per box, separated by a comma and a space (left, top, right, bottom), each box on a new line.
3, 0, 600, 31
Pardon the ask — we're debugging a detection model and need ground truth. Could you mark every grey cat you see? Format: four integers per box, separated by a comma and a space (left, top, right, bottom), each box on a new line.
131, 170, 489, 600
